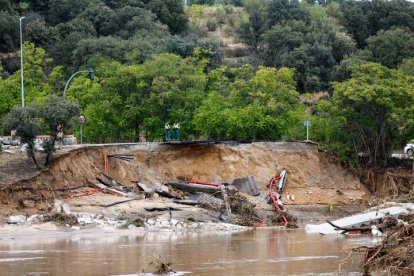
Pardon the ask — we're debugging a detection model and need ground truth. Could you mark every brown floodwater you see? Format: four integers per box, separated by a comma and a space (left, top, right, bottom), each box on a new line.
0, 228, 377, 275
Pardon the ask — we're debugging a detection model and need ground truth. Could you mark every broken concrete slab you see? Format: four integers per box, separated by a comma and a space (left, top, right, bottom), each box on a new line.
230, 176, 260, 196
305, 204, 414, 235
7, 215, 26, 224
136, 183, 170, 197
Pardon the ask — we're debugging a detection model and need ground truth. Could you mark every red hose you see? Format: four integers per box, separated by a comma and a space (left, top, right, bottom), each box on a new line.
64, 188, 100, 199
187, 181, 221, 187
269, 175, 289, 227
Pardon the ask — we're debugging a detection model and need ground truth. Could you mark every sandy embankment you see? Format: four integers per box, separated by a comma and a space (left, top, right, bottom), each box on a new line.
0, 142, 371, 234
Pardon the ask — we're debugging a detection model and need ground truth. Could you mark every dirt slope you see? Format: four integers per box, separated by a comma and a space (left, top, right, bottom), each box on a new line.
0, 142, 369, 218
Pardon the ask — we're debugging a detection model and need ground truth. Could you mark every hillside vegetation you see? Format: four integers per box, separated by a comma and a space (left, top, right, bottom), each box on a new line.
1, 0, 414, 168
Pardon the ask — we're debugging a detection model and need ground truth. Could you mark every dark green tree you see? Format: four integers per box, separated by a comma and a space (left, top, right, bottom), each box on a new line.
366, 28, 414, 69
146, 0, 188, 34
282, 44, 336, 92
267, 0, 311, 26
41, 95, 80, 166
3, 105, 42, 168
238, 9, 267, 58
332, 63, 414, 167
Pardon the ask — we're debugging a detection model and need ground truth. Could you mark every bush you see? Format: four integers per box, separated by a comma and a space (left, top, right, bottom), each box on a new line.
206, 18, 218, 31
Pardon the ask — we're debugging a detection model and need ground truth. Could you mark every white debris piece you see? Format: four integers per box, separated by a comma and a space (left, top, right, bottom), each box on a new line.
305, 205, 413, 235
7, 215, 26, 224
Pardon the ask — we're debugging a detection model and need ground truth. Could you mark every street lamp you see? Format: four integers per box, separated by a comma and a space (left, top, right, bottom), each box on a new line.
20, 16, 25, 107
63, 68, 94, 100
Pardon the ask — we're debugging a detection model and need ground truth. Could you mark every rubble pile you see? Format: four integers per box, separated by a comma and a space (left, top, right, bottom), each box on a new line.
361, 219, 414, 275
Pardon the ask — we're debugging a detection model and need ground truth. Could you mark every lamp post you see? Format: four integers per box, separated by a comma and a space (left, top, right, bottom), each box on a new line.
63, 68, 94, 100
20, 16, 25, 107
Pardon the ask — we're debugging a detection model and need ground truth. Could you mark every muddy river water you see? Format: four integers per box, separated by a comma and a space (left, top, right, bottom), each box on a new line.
0, 228, 376, 275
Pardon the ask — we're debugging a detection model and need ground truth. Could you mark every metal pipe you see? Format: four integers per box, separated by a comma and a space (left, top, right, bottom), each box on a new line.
20, 17, 25, 107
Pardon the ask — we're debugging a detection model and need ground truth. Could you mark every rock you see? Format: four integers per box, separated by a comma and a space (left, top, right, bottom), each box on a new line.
7, 215, 26, 224
21, 199, 36, 208
27, 215, 42, 223
147, 218, 156, 225
71, 226, 80, 230
170, 219, 179, 226
290, 194, 295, 201
52, 200, 71, 215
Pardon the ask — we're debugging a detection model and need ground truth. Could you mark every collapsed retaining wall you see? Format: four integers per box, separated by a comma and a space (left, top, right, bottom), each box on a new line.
0, 142, 370, 217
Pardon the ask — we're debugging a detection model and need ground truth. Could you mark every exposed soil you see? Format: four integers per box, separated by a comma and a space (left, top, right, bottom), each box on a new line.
0, 142, 371, 226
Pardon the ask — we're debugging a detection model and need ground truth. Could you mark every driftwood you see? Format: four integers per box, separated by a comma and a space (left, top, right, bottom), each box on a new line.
327, 220, 372, 234
166, 180, 220, 194
104, 198, 137, 207
144, 206, 182, 212
172, 199, 200, 206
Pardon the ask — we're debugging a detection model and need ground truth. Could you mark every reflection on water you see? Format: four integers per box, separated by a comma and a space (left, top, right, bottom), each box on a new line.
0, 229, 375, 275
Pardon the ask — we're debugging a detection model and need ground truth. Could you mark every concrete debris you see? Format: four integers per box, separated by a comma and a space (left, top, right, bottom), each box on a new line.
27, 215, 42, 223
230, 176, 260, 196
7, 215, 26, 224
136, 183, 171, 198
52, 200, 71, 215
305, 204, 414, 235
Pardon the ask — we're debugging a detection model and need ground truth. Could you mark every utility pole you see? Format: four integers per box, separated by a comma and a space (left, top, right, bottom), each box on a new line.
20, 17, 25, 107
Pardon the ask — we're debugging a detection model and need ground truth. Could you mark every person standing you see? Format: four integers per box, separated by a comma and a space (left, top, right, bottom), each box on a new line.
165, 122, 171, 141
173, 122, 180, 140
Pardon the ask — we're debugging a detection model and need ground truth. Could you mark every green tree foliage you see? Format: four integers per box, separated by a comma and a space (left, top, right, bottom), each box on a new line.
194, 66, 304, 140
0, 74, 20, 121
41, 95, 80, 166
339, 0, 414, 48
237, 9, 267, 57
46, 0, 88, 25
3, 105, 42, 167
399, 58, 414, 76
0, 11, 19, 52
331, 63, 414, 167
24, 19, 59, 49
282, 43, 336, 92
146, 0, 188, 34
267, 0, 311, 26
366, 28, 414, 69
263, 20, 306, 67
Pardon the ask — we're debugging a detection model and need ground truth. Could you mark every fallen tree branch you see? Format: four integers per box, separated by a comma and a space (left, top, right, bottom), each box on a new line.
326, 220, 372, 234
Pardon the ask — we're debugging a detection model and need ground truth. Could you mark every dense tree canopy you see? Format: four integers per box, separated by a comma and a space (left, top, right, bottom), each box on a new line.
1, 0, 414, 168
